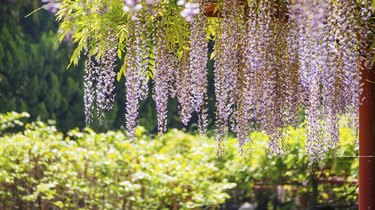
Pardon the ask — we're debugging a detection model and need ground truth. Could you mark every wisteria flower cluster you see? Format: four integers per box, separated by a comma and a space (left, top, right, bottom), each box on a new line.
214, 0, 240, 155
125, 17, 149, 140
189, 2, 208, 134
210, 0, 371, 161
83, 31, 117, 126
123, 0, 142, 13
178, 0, 200, 22
54, 0, 373, 162
41, 0, 61, 14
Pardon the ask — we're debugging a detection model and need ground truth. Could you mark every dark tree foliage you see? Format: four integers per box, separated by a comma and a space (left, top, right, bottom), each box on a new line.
0, 0, 86, 131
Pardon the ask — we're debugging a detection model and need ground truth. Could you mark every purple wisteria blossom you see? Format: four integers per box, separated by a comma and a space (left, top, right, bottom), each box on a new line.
125, 17, 148, 140
167, 53, 179, 99
234, 5, 250, 155
78, 0, 371, 162
190, 5, 208, 134
214, 0, 240, 156
101, 34, 117, 111
153, 26, 170, 134
289, 0, 328, 161
176, 52, 194, 126
123, 0, 142, 13
284, 7, 302, 129
82, 30, 117, 126
257, 0, 280, 155
93, 31, 118, 125
83, 55, 95, 125
179, 2, 200, 22
41, 0, 61, 14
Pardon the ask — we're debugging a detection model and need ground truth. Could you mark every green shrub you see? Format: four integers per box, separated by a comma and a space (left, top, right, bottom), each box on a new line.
0, 112, 358, 209
0, 113, 235, 209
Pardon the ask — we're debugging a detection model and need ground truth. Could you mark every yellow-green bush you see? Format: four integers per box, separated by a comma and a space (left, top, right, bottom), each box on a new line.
0, 112, 358, 209
0, 114, 235, 209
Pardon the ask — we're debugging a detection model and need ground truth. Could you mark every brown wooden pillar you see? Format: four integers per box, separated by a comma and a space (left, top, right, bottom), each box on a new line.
359, 65, 375, 209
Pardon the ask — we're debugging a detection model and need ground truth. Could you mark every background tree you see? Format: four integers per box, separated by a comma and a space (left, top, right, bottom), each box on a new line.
0, 0, 86, 131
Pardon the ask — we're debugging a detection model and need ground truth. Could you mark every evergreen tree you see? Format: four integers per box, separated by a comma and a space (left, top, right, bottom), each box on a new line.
0, 0, 85, 131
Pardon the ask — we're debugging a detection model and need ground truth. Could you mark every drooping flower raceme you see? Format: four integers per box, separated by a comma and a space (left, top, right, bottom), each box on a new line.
214, 0, 240, 155
101, 34, 117, 111
292, 0, 329, 161
234, 3, 251, 155
41, 0, 61, 14
180, 2, 200, 22
153, 25, 170, 134
82, 29, 117, 126
83, 54, 95, 126
176, 51, 194, 126
123, 0, 142, 13
125, 17, 146, 140
190, 2, 208, 134
94, 31, 118, 125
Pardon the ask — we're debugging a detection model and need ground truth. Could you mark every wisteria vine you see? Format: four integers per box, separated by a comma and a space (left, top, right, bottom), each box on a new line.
52, 0, 374, 162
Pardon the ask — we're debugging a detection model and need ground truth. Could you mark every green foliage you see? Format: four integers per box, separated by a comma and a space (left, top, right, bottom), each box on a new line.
0, 112, 235, 209
0, 0, 86, 131
0, 112, 359, 209
0, 111, 30, 135
57, 0, 194, 74
56, 0, 375, 71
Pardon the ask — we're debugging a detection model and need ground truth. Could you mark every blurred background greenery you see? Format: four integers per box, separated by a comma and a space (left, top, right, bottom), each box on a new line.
0, 1, 359, 209
0, 0, 86, 131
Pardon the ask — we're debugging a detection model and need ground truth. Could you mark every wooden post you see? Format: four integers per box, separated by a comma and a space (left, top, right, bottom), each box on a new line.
359, 65, 375, 209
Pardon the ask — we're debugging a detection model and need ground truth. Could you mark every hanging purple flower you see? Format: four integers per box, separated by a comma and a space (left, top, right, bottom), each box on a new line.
235, 1, 258, 155
153, 25, 170, 134
76, 0, 371, 162
41, 0, 61, 14
125, 17, 148, 140
213, 0, 240, 155
123, 0, 142, 13
190, 4, 208, 133
180, 2, 200, 22
176, 52, 193, 126
94, 65, 105, 126
101, 33, 117, 111
83, 54, 95, 126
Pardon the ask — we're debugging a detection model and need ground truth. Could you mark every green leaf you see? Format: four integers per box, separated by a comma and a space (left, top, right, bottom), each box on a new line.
117, 62, 127, 81
210, 51, 216, 60
67, 39, 85, 69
